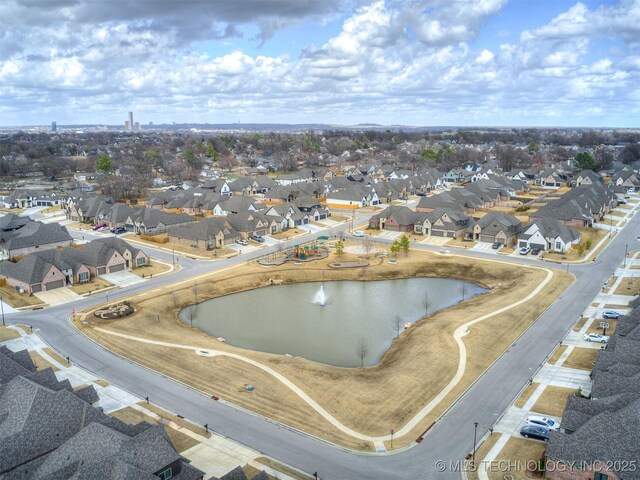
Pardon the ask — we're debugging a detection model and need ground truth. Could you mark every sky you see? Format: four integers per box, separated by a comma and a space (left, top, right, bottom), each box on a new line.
0, 0, 639, 128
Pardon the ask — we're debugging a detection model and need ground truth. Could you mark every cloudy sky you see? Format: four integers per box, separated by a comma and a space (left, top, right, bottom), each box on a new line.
0, 0, 638, 127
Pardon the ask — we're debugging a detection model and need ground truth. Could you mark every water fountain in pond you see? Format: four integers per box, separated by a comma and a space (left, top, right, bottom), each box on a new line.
313, 284, 327, 306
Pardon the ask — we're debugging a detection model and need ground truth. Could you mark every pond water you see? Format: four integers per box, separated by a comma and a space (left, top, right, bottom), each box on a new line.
180, 278, 487, 367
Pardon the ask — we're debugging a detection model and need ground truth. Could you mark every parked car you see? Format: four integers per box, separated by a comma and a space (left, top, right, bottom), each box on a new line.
235, 239, 248, 246
519, 246, 531, 255
353, 230, 365, 237
250, 234, 265, 243
520, 425, 550, 441
92, 223, 107, 231
584, 333, 609, 343
97, 226, 110, 232
492, 242, 501, 250
416, 192, 427, 196
112, 227, 126, 235
531, 247, 541, 255
526, 415, 560, 431
618, 199, 627, 205
602, 311, 619, 319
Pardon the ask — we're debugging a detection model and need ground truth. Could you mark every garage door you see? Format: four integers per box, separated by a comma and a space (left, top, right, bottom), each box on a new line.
530, 243, 545, 250
31, 284, 42, 293
45, 280, 65, 290
480, 234, 495, 243
518, 241, 528, 248
97, 267, 106, 275
109, 264, 125, 273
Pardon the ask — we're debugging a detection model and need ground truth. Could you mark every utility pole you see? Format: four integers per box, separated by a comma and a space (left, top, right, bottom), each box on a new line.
1, 294, 5, 326
472, 421, 479, 467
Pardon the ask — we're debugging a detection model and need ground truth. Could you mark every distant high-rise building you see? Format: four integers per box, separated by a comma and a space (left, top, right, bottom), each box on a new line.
134, 122, 140, 130
125, 120, 130, 130
128, 112, 134, 130
51, 121, 57, 132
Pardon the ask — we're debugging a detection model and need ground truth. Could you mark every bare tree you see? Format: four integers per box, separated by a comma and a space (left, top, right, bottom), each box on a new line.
423, 292, 432, 316
392, 315, 402, 338
356, 337, 368, 367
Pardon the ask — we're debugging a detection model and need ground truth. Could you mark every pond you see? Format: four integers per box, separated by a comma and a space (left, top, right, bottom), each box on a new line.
179, 278, 487, 368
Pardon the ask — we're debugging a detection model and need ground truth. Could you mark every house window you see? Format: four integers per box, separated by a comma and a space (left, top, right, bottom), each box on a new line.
555, 241, 562, 251
79, 272, 89, 281
137, 257, 146, 265
594, 473, 608, 480
158, 467, 173, 480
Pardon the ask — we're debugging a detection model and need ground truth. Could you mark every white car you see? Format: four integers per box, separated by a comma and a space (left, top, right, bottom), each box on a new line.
584, 333, 609, 343
519, 246, 531, 255
353, 230, 365, 237
526, 415, 560, 431
235, 239, 248, 246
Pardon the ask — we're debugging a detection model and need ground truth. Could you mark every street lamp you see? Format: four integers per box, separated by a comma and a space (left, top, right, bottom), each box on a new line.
472, 422, 479, 467
0, 294, 5, 326
624, 244, 628, 268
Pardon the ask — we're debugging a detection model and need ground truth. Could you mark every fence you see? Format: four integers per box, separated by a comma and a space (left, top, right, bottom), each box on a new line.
139, 233, 169, 244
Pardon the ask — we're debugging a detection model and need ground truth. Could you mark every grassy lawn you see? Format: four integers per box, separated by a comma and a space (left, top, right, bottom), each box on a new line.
78, 250, 571, 451
69, 277, 114, 295
488, 437, 546, 480
531, 386, 578, 417
29, 351, 59, 372
270, 229, 305, 240
140, 402, 212, 438
608, 210, 627, 218
94, 379, 109, 387
514, 383, 540, 409
132, 261, 172, 278
0, 326, 20, 342
563, 347, 599, 371
0, 285, 46, 308
547, 345, 568, 365
572, 317, 589, 332
110, 407, 199, 453
242, 465, 276, 480
542, 227, 609, 262
254, 457, 313, 480
126, 236, 214, 258
43, 347, 71, 367
40, 205, 63, 214
467, 433, 503, 480
604, 303, 629, 309
613, 277, 640, 295
587, 320, 616, 335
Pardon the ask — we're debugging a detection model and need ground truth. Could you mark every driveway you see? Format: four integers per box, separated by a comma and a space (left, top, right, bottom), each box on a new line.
34, 288, 84, 307
376, 230, 403, 240
471, 242, 498, 253
418, 236, 450, 246
100, 271, 146, 287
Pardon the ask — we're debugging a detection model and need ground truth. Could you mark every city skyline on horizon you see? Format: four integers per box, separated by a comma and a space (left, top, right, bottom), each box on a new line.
0, 0, 639, 128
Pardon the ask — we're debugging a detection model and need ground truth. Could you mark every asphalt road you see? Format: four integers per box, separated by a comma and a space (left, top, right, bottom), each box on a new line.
5, 209, 637, 480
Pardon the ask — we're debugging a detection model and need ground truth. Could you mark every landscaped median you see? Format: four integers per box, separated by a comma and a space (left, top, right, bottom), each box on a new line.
74, 247, 573, 452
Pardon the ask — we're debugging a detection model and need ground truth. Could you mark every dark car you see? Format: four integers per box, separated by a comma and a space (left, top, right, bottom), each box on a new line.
531, 247, 541, 255
251, 234, 265, 243
112, 227, 126, 235
492, 243, 501, 250
520, 425, 550, 441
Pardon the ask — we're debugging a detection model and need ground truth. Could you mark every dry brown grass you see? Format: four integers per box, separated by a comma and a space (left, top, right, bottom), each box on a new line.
614, 277, 640, 295
563, 347, 599, 371
0, 285, 46, 308
254, 457, 313, 480
78, 250, 572, 451
530, 386, 578, 417
467, 433, 503, 480
126, 236, 213, 258
29, 351, 59, 371
514, 383, 540, 409
43, 347, 71, 367
0, 326, 20, 342
94, 379, 109, 387
242, 465, 276, 480
132, 261, 172, 278
270, 229, 305, 240
547, 345, 568, 365
69, 278, 114, 295
140, 402, 212, 438
587, 320, 616, 335
488, 437, 546, 480
573, 317, 589, 332
109, 407, 199, 453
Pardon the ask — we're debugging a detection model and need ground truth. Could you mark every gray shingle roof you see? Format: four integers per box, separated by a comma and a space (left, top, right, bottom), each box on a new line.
3, 222, 72, 252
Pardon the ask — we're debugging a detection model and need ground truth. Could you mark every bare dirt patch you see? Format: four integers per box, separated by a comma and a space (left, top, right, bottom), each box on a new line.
78, 249, 571, 451
530, 386, 578, 417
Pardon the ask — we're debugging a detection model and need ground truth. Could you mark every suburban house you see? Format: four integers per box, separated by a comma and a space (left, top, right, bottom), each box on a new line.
226, 211, 279, 238
0, 189, 41, 209
0, 238, 148, 293
65, 194, 114, 223
0, 221, 73, 258
472, 212, 523, 245
611, 169, 640, 192
0, 347, 205, 480
544, 300, 640, 480
369, 206, 419, 232
126, 208, 196, 234
414, 208, 474, 238
572, 170, 602, 187
325, 185, 379, 209
265, 204, 310, 229
517, 218, 580, 253
168, 217, 237, 249
536, 170, 566, 188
